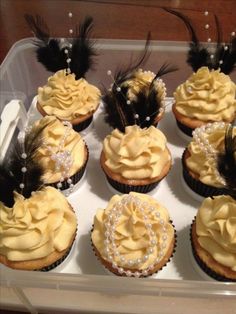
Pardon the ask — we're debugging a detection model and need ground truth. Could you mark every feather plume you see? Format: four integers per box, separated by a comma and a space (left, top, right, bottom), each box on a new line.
24, 14, 96, 77
163, 8, 236, 74
218, 125, 236, 193
70, 16, 97, 79
103, 59, 177, 132
0, 126, 47, 207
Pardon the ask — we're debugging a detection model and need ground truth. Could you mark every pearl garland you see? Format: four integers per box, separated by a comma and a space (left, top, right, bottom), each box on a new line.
103, 194, 168, 277
43, 121, 74, 193
192, 122, 227, 186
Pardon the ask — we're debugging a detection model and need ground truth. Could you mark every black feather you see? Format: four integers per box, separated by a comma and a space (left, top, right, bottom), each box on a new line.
25, 14, 96, 77
103, 60, 177, 132
163, 8, 236, 74
218, 125, 236, 191
24, 14, 49, 43
70, 16, 96, 79
0, 126, 46, 207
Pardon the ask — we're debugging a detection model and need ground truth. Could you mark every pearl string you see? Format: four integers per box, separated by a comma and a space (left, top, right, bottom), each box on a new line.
103, 194, 168, 277
62, 12, 74, 75
107, 69, 166, 125
192, 122, 227, 186
42, 121, 75, 194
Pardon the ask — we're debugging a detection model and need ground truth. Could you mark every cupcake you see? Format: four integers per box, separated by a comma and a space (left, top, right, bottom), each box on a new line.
32, 116, 88, 192
25, 15, 101, 132
91, 192, 176, 277
182, 122, 236, 199
164, 9, 236, 137
0, 127, 77, 271
191, 195, 236, 282
37, 70, 101, 132
173, 67, 236, 136
101, 125, 172, 193
0, 187, 77, 271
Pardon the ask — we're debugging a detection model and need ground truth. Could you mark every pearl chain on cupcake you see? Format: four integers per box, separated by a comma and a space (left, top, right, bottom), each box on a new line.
192, 122, 227, 186
43, 121, 75, 194
103, 194, 168, 277
107, 69, 166, 124
62, 12, 74, 75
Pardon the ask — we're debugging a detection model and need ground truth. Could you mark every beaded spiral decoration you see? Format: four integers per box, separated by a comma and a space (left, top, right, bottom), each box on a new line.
102, 194, 170, 277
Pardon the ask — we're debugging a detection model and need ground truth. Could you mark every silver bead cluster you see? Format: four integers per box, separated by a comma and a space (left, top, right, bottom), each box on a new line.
43, 121, 74, 194
192, 122, 227, 186
103, 194, 168, 277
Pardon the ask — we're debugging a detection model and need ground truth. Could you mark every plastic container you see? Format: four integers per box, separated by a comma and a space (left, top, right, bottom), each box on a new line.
0, 38, 236, 314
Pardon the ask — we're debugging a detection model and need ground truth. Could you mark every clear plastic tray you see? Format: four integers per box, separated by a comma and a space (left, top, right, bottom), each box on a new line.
0, 38, 236, 314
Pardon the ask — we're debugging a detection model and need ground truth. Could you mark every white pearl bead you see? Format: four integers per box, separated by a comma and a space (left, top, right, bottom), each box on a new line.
116, 87, 121, 92
126, 100, 131, 105
207, 38, 211, 43
126, 270, 132, 277
231, 31, 235, 36
204, 11, 209, 16
64, 49, 68, 54
205, 24, 209, 29
224, 46, 228, 51
134, 271, 140, 278
19, 183, 24, 189
210, 54, 214, 59
134, 114, 139, 119
68, 12, 73, 18
219, 60, 223, 65
21, 153, 27, 159
107, 70, 112, 75
142, 270, 148, 276
145, 116, 150, 121
21, 167, 27, 173
69, 29, 73, 34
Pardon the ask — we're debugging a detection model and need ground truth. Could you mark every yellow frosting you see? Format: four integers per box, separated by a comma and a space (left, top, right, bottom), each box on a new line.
33, 116, 86, 184
91, 192, 174, 270
174, 67, 236, 121
38, 70, 101, 120
125, 69, 166, 103
186, 124, 236, 187
0, 187, 77, 262
196, 195, 236, 271
103, 125, 171, 179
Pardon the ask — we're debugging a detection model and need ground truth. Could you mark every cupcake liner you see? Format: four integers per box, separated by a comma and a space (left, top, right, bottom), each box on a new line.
190, 221, 236, 282
36, 244, 73, 272
72, 116, 93, 133
90, 222, 177, 278
49, 145, 89, 191
176, 120, 194, 137
182, 149, 229, 198
105, 174, 161, 194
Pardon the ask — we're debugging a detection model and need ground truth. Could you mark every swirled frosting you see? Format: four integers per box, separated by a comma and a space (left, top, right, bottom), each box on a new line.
33, 116, 86, 183
174, 67, 236, 121
91, 192, 174, 270
0, 187, 77, 262
125, 69, 166, 103
186, 123, 236, 187
38, 70, 101, 120
103, 125, 171, 179
196, 195, 236, 271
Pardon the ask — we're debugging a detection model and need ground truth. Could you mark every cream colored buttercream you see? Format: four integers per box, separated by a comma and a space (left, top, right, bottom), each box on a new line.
103, 125, 171, 179
38, 70, 101, 120
174, 67, 236, 121
196, 195, 236, 271
0, 187, 77, 262
186, 124, 236, 187
33, 116, 86, 183
91, 192, 174, 270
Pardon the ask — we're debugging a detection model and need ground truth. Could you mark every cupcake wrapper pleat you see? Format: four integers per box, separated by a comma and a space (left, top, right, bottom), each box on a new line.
73, 116, 93, 133
182, 149, 229, 198
190, 221, 236, 282
176, 120, 194, 137
105, 174, 160, 194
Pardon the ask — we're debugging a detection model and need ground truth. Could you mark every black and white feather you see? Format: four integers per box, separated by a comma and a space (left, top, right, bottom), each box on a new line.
24, 14, 96, 78
0, 126, 45, 207
163, 8, 236, 74
218, 125, 236, 196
